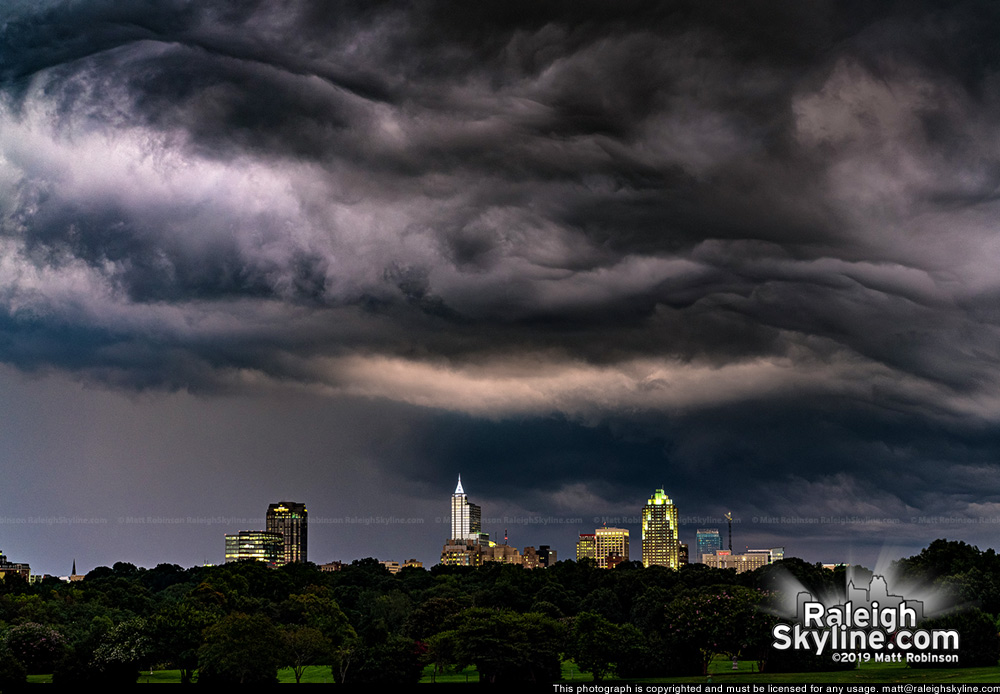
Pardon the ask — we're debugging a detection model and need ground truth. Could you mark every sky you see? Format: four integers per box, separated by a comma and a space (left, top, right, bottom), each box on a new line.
3, 0, 1000, 576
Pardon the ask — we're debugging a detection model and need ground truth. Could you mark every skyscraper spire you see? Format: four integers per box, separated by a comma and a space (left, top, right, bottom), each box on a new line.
454, 474, 465, 495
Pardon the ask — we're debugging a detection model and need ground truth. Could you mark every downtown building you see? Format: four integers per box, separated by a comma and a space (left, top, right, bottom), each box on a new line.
696, 528, 723, 563
595, 527, 629, 569
441, 476, 511, 566
576, 528, 629, 568
703, 547, 785, 573
0, 550, 29, 581
450, 475, 488, 543
522, 545, 557, 569
225, 500, 307, 567
266, 501, 308, 564
641, 488, 679, 569
224, 531, 284, 566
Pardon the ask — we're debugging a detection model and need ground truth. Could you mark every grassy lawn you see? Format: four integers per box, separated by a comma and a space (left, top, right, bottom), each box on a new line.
130, 666, 336, 683
30, 658, 1000, 684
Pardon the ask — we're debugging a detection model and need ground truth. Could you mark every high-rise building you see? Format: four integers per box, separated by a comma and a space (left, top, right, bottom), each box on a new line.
225, 531, 284, 566
595, 527, 629, 569
696, 528, 723, 563
576, 533, 596, 562
450, 475, 488, 543
441, 476, 492, 566
641, 489, 679, 569
266, 501, 308, 565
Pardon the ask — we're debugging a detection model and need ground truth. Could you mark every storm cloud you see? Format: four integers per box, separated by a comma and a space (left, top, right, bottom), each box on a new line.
3, 1, 1000, 570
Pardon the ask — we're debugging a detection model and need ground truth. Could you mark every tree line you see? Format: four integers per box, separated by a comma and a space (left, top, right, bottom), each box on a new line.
0, 539, 997, 684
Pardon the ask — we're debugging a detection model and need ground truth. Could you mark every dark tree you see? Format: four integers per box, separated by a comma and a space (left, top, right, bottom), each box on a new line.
197, 613, 285, 685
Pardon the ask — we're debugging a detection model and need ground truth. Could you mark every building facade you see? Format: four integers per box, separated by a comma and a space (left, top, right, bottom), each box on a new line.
481, 543, 521, 565
696, 528, 723, 563
576, 533, 596, 562
441, 476, 494, 566
224, 531, 284, 566
450, 475, 488, 543
595, 527, 629, 569
703, 547, 785, 573
641, 488, 679, 569
522, 546, 557, 569
0, 551, 29, 581
266, 501, 308, 565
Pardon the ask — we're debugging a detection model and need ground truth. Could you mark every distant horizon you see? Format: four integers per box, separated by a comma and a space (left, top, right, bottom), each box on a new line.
10, 479, 981, 578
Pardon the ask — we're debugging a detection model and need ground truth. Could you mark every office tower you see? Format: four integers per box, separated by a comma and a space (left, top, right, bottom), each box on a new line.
450, 475, 488, 543
679, 542, 689, 565
225, 531, 284, 566
641, 488, 679, 569
576, 533, 596, 562
595, 527, 629, 569
538, 545, 557, 567
266, 501, 308, 564
696, 528, 723, 563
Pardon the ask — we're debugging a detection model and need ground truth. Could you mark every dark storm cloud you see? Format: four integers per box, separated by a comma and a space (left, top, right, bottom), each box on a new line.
5, 0, 1000, 562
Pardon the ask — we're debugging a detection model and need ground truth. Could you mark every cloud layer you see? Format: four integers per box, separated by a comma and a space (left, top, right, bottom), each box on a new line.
4, 1, 1000, 565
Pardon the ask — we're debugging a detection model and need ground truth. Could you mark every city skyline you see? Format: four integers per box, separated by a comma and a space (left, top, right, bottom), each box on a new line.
0, 477, 984, 576
4, 2, 1000, 576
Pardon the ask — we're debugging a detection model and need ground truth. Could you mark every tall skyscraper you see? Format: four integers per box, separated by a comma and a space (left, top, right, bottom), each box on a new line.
576, 533, 596, 562
696, 528, 723, 563
641, 488, 679, 569
266, 501, 308, 565
595, 527, 629, 569
441, 476, 491, 566
450, 475, 487, 543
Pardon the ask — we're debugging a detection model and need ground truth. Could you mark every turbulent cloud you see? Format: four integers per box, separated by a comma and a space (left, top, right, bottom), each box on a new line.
4, 1, 1000, 566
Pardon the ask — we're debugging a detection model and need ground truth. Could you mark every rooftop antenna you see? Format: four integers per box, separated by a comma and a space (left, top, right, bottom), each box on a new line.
725, 512, 733, 552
